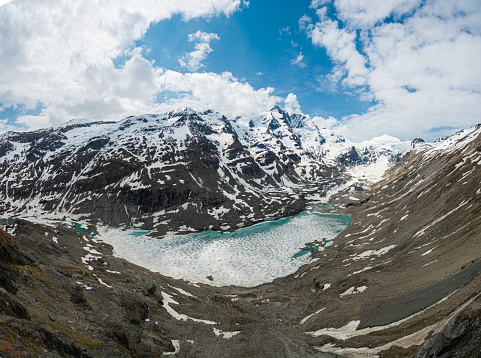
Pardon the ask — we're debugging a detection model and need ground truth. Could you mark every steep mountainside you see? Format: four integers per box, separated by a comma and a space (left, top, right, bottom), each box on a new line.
0, 107, 408, 235
0, 125, 480, 357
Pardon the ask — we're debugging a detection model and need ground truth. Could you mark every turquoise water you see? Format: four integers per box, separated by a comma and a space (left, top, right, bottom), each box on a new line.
102, 210, 350, 287
71, 222, 99, 236
128, 229, 152, 237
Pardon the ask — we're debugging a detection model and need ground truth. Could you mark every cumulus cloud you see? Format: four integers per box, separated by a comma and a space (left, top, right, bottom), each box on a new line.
332, 0, 422, 28
311, 115, 338, 130
179, 31, 220, 71
304, 0, 481, 141
309, 8, 368, 88
157, 70, 282, 117
284, 93, 302, 114
0, 0, 247, 131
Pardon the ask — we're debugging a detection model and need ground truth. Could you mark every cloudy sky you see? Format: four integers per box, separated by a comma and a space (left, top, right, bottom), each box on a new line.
0, 0, 480, 141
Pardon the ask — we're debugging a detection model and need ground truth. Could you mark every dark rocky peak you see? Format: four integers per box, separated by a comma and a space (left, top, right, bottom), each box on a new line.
117, 117, 143, 131
270, 104, 284, 113
171, 111, 206, 128
0, 141, 14, 158
167, 107, 197, 119
411, 138, 426, 147
219, 116, 237, 136
434, 135, 449, 143
269, 105, 294, 127
337, 146, 362, 165
290, 113, 307, 128
117, 115, 160, 131
267, 118, 281, 132
188, 120, 217, 136
334, 134, 346, 143
3, 128, 53, 144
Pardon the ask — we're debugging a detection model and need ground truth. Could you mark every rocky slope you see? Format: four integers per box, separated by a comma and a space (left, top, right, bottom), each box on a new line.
0, 125, 480, 357
0, 107, 408, 236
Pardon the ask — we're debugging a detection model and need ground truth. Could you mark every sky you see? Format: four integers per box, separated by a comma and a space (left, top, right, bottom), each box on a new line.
0, 0, 480, 141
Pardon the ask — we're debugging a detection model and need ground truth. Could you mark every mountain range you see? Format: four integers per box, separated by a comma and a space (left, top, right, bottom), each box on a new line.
0, 106, 410, 235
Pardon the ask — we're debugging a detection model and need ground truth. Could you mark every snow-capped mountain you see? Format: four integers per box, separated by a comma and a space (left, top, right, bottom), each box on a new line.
0, 107, 410, 235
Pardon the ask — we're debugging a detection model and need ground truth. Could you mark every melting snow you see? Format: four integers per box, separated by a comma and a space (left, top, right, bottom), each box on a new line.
163, 340, 180, 356
421, 248, 434, 256
300, 307, 326, 325
349, 245, 396, 261
161, 292, 217, 325
213, 328, 240, 339
340, 286, 367, 297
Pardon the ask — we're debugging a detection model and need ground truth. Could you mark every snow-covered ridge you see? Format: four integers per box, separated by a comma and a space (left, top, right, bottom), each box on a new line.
0, 107, 411, 234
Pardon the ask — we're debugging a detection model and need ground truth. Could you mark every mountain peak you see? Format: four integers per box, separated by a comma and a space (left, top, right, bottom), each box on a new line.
168, 107, 197, 118
270, 105, 284, 113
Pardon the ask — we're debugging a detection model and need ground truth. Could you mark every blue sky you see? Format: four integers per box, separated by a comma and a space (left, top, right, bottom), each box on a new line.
0, 0, 480, 141
132, 1, 372, 118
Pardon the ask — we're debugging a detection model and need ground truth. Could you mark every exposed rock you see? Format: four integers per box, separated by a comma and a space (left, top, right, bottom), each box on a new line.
411, 138, 426, 147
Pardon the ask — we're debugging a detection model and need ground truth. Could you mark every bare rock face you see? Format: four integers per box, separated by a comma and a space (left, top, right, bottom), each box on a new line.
415, 301, 481, 358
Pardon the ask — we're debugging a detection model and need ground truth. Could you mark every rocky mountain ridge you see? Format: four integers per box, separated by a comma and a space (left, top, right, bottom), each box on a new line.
0, 107, 410, 235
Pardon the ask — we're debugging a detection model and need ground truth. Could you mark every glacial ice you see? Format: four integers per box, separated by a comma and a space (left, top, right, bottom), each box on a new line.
99, 211, 350, 287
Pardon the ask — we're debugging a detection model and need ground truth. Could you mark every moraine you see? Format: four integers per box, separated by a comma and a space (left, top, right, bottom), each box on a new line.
97, 208, 350, 287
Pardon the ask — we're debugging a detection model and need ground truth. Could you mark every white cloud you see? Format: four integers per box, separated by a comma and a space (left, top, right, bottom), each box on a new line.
279, 26, 291, 35
0, 0, 247, 131
290, 52, 306, 68
310, 0, 330, 9
157, 70, 282, 117
15, 114, 51, 131
312, 115, 338, 129
284, 93, 301, 114
0, 1, 13, 7
179, 30, 220, 71
305, 0, 481, 141
299, 14, 313, 32
334, 0, 422, 28
308, 9, 368, 88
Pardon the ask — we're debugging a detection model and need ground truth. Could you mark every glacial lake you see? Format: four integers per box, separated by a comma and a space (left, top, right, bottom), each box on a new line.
99, 208, 351, 287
